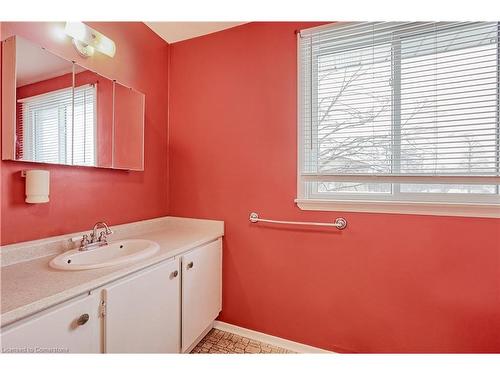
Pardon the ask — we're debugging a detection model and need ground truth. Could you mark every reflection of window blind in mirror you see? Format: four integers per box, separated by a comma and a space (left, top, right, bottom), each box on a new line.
18, 84, 96, 166
72, 84, 97, 166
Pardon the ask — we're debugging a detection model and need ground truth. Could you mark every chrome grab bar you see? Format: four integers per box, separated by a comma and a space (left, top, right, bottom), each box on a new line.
249, 212, 347, 230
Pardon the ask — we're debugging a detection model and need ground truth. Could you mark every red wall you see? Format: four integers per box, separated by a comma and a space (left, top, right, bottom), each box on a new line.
168, 22, 500, 353
1, 22, 169, 244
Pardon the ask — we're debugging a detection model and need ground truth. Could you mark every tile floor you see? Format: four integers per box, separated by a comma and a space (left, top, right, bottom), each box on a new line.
190, 328, 295, 354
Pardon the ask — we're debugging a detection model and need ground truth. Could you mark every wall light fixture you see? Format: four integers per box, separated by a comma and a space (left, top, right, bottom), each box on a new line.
65, 22, 116, 58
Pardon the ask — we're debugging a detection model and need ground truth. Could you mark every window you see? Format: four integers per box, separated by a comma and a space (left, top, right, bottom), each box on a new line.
19, 84, 96, 166
297, 22, 500, 217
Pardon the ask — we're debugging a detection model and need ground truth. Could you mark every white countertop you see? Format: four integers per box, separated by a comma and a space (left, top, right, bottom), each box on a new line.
0, 216, 224, 327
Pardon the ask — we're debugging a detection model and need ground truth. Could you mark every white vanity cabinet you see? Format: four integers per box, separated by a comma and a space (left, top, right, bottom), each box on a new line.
0, 238, 222, 354
103, 258, 181, 353
0, 293, 101, 353
181, 238, 222, 352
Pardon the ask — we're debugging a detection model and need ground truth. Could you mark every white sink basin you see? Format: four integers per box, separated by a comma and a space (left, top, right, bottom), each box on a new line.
49, 239, 160, 271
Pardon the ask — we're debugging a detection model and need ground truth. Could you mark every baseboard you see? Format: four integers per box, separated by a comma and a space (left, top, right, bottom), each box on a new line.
213, 321, 333, 354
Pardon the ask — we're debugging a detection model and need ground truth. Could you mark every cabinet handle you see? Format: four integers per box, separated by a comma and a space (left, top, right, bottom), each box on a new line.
186, 261, 194, 270
170, 270, 179, 278
76, 313, 90, 326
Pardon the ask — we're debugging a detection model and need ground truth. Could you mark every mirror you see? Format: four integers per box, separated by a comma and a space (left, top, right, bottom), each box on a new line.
1, 35, 145, 170
113, 83, 145, 170
14, 37, 74, 165
74, 64, 114, 168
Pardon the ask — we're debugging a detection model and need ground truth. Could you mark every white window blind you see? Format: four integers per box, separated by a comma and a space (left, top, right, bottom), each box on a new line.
298, 22, 500, 208
19, 84, 96, 166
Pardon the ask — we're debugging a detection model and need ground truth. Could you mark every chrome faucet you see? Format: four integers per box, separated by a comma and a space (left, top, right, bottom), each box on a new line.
77, 222, 113, 251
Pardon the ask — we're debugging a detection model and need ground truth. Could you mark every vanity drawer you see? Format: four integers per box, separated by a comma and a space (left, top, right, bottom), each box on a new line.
1, 293, 101, 354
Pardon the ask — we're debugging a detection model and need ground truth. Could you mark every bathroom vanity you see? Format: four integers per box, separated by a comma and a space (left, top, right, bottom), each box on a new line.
0, 216, 224, 353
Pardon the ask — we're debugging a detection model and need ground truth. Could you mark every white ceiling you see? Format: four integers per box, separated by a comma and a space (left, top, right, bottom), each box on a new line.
144, 22, 246, 43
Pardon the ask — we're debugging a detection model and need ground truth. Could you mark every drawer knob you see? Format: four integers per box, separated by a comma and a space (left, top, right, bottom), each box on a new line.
186, 261, 194, 270
76, 313, 90, 326
171, 270, 179, 278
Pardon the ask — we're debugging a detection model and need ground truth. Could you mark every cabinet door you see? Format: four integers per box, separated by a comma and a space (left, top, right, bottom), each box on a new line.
1, 293, 101, 353
103, 258, 180, 353
182, 238, 222, 352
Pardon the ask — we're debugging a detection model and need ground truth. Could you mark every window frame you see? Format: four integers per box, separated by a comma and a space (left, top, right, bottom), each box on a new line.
23, 94, 70, 164
19, 84, 97, 166
296, 22, 500, 218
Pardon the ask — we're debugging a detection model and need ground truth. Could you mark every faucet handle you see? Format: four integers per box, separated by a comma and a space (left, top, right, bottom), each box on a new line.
81, 234, 90, 245
78, 234, 90, 251
98, 231, 109, 242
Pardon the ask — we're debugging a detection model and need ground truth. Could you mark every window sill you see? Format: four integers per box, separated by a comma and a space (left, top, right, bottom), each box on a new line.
295, 198, 500, 218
